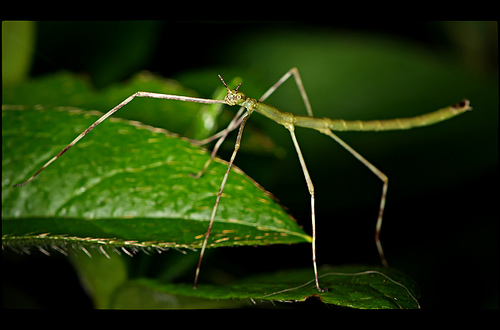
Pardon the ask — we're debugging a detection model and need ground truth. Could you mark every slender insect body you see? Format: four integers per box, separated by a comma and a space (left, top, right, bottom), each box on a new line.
13, 68, 471, 293
254, 103, 296, 127
319, 100, 471, 132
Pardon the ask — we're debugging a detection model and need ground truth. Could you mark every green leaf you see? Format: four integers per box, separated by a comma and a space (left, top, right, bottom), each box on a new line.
2, 105, 310, 252
115, 265, 420, 309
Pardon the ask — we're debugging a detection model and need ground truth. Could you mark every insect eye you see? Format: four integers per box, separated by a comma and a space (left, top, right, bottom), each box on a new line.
235, 91, 246, 100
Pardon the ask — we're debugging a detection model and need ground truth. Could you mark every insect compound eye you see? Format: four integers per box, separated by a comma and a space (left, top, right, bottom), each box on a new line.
235, 91, 246, 100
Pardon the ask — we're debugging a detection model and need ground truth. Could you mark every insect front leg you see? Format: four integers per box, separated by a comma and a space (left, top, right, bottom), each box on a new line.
260, 67, 313, 117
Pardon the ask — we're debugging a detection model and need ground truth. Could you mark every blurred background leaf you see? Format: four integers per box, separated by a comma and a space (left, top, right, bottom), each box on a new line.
2, 21, 497, 309
2, 21, 35, 85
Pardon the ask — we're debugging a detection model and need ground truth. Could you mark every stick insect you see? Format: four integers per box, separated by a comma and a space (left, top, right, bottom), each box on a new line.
13, 68, 471, 292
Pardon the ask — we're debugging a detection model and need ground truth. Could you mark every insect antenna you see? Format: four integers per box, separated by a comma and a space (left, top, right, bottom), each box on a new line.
218, 74, 241, 91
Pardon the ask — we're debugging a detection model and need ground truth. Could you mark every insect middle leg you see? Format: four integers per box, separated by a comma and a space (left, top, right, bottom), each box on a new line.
193, 111, 252, 288
286, 123, 327, 292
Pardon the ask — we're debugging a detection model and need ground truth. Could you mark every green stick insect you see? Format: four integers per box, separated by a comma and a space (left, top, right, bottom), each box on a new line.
13, 68, 471, 292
